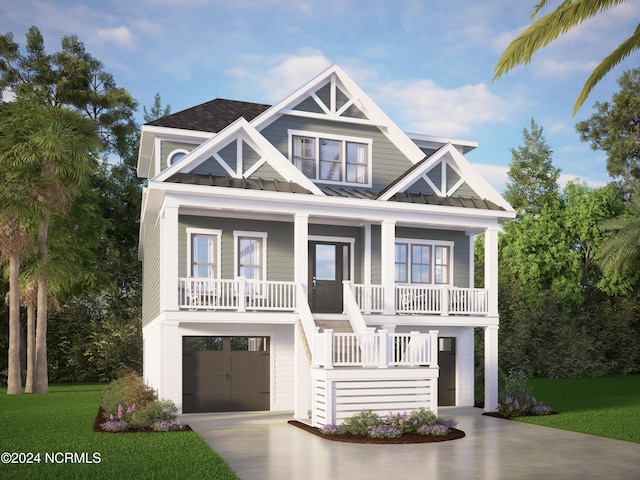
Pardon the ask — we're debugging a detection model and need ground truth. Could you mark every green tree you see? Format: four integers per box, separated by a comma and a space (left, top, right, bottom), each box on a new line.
0, 99, 100, 393
0, 26, 138, 157
504, 118, 561, 215
576, 67, 640, 202
599, 197, 640, 283
143, 93, 171, 123
493, 0, 640, 115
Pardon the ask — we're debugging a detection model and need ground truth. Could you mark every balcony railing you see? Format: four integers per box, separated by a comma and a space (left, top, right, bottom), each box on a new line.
178, 278, 488, 316
313, 330, 439, 368
179, 277, 297, 311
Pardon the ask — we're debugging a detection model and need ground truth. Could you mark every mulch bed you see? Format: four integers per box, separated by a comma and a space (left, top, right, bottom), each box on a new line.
93, 407, 193, 433
288, 420, 465, 444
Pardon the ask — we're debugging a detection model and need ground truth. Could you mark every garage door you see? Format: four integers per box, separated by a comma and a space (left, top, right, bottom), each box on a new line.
182, 336, 270, 413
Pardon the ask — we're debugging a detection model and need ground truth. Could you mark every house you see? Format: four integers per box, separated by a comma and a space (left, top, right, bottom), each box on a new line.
137, 64, 515, 426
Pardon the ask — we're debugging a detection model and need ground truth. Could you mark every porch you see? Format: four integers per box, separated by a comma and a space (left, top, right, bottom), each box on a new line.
178, 277, 490, 317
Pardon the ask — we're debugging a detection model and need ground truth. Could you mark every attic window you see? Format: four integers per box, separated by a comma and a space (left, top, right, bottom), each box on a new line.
168, 149, 188, 166
289, 130, 372, 186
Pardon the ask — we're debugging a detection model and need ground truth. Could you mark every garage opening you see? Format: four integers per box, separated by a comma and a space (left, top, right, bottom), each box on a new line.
182, 336, 270, 413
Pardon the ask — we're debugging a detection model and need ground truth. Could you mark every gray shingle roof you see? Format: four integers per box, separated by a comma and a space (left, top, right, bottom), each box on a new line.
168, 173, 313, 194
146, 99, 271, 133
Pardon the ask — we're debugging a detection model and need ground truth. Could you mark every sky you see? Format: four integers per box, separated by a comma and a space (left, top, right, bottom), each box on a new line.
2, 0, 639, 194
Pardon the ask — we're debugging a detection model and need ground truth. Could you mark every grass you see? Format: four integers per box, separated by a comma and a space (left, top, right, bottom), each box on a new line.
0, 384, 240, 480
515, 374, 640, 443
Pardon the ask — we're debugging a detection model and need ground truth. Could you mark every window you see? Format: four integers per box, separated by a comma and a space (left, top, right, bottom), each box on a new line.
290, 131, 371, 185
234, 231, 267, 282
168, 149, 188, 166
188, 229, 221, 278
395, 239, 453, 285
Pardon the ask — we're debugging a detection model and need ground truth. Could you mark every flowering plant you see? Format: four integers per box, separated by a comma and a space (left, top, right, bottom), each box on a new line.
152, 420, 188, 432
497, 395, 552, 418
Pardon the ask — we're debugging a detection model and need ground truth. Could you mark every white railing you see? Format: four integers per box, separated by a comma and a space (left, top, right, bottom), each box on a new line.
351, 284, 384, 313
314, 330, 438, 369
179, 277, 296, 311
396, 285, 489, 315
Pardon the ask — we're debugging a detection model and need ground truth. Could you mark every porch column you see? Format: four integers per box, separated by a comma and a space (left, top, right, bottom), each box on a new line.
484, 324, 499, 412
160, 205, 179, 311
162, 320, 182, 412
363, 222, 372, 286
381, 220, 396, 315
484, 226, 499, 316
294, 322, 311, 420
294, 214, 309, 294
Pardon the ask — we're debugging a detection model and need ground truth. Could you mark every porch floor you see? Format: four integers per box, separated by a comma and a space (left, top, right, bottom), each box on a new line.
180, 407, 640, 480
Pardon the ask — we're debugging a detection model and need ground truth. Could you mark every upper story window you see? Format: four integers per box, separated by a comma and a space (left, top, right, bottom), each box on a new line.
290, 130, 372, 186
395, 239, 453, 285
168, 149, 189, 166
188, 228, 222, 278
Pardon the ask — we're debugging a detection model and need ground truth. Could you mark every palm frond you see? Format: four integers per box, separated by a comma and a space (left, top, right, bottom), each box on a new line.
573, 22, 640, 115
494, 0, 629, 80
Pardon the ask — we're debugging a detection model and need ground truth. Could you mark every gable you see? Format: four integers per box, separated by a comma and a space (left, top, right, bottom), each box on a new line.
378, 143, 513, 211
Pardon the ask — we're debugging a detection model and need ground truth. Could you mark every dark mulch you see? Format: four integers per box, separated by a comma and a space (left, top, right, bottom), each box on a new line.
288, 420, 465, 444
93, 407, 193, 433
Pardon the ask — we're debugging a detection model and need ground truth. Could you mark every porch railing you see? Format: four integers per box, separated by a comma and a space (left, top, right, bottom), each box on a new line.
313, 330, 438, 368
178, 277, 297, 311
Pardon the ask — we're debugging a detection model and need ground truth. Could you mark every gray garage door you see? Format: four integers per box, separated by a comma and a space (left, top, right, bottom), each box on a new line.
182, 336, 270, 413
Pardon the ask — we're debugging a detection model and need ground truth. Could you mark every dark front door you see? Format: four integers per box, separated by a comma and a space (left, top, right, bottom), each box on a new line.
438, 337, 456, 406
182, 336, 270, 413
309, 241, 350, 313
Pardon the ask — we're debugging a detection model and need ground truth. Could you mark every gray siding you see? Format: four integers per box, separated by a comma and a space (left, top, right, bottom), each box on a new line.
142, 222, 161, 327
395, 227, 471, 288
260, 115, 414, 193
160, 140, 199, 171
178, 216, 294, 281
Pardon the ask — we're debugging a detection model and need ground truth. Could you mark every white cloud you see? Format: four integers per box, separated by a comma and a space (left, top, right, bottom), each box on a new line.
260, 55, 333, 102
2, 88, 16, 103
374, 80, 513, 137
97, 26, 134, 48
472, 163, 509, 192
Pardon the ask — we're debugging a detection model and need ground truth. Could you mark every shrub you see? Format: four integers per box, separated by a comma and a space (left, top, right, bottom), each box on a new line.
409, 407, 438, 427
369, 425, 402, 438
99, 420, 131, 432
152, 420, 188, 432
497, 370, 553, 418
101, 378, 130, 418
130, 400, 179, 429
504, 370, 532, 401
340, 410, 381, 435
120, 371, 157, 409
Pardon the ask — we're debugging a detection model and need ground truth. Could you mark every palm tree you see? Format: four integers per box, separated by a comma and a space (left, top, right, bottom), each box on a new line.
0, 215, 35, 394
494, 0, 640, 115
599, 198, 640, 275
0, 98, 100, 393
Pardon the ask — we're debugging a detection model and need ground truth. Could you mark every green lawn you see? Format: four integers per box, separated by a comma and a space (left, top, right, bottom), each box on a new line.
0, 384, 239, 480
517, 374, 640, 443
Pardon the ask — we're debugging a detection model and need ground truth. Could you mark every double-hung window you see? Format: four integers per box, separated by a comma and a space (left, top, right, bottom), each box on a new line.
395, 239, 452, 285
234, 231, 267, 295
188, 229, 221, 278
290, 131, 371, 186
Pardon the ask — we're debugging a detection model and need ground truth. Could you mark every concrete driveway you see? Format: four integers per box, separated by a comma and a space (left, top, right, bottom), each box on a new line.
181, 407, 640, 480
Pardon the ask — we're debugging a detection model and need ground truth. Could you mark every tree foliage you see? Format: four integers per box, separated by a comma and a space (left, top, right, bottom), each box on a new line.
493, 0, 640, 115
504, 118, 560, 215
576, 67, 640, 202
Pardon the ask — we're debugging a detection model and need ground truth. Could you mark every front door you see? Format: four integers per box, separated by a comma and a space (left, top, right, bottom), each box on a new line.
309, 241, 350, 313
438, 337, 456, 406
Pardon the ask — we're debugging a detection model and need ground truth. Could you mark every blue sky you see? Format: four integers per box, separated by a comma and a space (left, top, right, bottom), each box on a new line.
2, 0, 639, 193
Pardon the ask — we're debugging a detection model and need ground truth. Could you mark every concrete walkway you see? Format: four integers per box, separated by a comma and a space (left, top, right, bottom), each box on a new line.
181, 407, 640, 480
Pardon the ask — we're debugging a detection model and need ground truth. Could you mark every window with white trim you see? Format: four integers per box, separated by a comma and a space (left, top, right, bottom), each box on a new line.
395, 239, 453, 285
290, 130, 372, 186
168, 149, 189, 166
187, 229, 222, 278
234, 231, 267, 282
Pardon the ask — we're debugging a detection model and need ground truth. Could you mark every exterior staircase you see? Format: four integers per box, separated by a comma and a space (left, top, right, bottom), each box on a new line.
313, 316, 353, 333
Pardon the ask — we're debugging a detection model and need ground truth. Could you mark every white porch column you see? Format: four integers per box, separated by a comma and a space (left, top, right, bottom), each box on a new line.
294, 214, 309, 293
484, 226, 499, 316
381, 220, 396, 315
363, 222, 372, 286
469, 234, 475, 289
294, 322, 311, 420
162, 320, 182, 411
484, 324, 499, 412
160, 204, 179, 312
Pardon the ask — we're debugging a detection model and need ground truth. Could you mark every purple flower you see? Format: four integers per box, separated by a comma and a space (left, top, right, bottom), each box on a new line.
117, 404, 123, 420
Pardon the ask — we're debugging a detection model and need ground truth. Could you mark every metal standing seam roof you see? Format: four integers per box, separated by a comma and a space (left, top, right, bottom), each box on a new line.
166, 173, 504, 210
